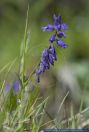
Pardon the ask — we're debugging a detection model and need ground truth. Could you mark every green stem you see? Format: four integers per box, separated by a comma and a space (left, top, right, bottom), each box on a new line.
20, 4, 29, 84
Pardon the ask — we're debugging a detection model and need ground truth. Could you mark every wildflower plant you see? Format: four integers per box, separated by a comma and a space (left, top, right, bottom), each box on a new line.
36, 14, 68, 82
0, 5, 70, 131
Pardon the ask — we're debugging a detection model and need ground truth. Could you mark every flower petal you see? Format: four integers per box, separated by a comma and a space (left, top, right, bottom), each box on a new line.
48, 54, 54, 65
57, 31, 66, 38
42, 24, 54, 31
42, 49, 49, 58
49, 35, 56, 43
49, 44, 57, 60
57, 40, 68, 48
13, 80, 20, 92
4, 84, 11, 93
53, 14, 61, 26
61, 23, 68, 30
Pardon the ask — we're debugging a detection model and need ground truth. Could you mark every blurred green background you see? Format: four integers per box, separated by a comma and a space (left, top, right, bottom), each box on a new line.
0, 0, 89, 106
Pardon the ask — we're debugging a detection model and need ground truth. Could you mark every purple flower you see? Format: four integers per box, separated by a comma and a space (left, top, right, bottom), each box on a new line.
54, 25, 61, 30
36, 61, 46, 83
49, 44, 57, 61
57, 40, 68, 48
41, 59, 50, 69
49, 35, 56, 43
48, 53, 54, 65
42, 49, 49, 58
54, 15, 61, 30
61, 23, 68, 30
41, 49, 50, 70
42, 24, 54, 31
49, 44, 55, 54
39, 62, 45, 72
53, 14, 61, 26
57, 31, 66, 38
13, 80, 20, 92
4, 84, 11, 93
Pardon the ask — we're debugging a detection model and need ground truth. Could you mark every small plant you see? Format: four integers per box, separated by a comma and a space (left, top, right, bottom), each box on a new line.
0, 5, 69, 132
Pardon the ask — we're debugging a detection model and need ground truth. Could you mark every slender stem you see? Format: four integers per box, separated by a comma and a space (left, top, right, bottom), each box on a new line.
24, 4, 29, 52
20, 4, 29, 84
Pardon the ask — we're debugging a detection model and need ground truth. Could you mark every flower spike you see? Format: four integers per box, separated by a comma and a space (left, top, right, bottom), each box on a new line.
36, 14, 68, 82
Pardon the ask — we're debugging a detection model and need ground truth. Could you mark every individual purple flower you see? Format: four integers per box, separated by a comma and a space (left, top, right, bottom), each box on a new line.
42, 49, 49, 58
13, 80, 20, 92
42, 24, 54, 31
57, 40, 68, 48
61, 23, 68, 30
41, 49, 50, 70
41, 58, 50, 70
53, 14, 61, 27
49, 44, 57, 61
54, 25, 61, 30
54, 14, 61, 22
48, 53, 54, 65
57, 31, 66, 38
49, 35, 56, 43
4, 83, 11, 93
39, 62, 45, 72
36, 63, 47, 83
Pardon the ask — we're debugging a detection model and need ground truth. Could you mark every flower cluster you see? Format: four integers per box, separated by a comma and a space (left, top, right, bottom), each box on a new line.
36, 14, 68, 82
36, 44, 56, 82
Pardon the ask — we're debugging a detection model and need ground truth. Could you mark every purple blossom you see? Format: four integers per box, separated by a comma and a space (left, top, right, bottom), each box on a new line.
42, 49, 49, 58
42, 24, 54, 31
41, 59, 50, 69
49, 35, 56, 43
48, 53, 54, 65
61, 23, 68, 30
13, 80, 20, 92
53, 14, 61, 27
54, 25, 61, 30
39, 62, 45, 72
57, 31, 66, 38
4, 84, 11, 93
57, 40, 68, 48
49, 44, 57, 61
